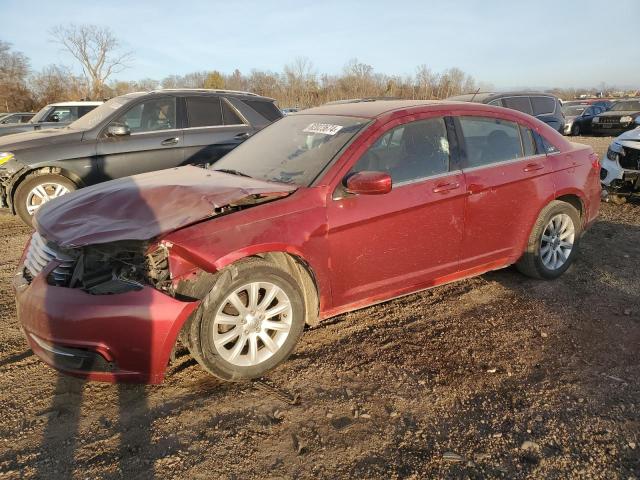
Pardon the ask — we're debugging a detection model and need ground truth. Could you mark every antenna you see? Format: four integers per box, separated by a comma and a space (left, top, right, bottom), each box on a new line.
470, 88, 481, 102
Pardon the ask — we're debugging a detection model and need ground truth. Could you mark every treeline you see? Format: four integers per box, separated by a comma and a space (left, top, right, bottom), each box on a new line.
1, 39, 487, 111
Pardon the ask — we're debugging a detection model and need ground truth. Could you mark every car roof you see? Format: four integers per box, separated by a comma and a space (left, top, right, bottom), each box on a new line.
447, 91, 559, 103
119, 88, 276, 102
47, 101, 104, 107
296, 99, 487, 118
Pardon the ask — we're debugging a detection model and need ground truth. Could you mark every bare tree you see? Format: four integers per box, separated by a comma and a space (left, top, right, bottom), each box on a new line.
0, 40, 33, 111
51, 24, 132, 99
30, 64, 87, 106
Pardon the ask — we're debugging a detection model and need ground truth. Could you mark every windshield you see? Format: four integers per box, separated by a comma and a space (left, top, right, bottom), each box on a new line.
610, 101, 640, 112
68, 95, 139, 130
563, 105, 587, 116
29, 105, 52, 123
213, 114, 370, 186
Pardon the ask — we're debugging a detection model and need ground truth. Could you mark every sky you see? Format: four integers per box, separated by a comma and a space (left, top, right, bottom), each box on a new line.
1, 0, 639, 90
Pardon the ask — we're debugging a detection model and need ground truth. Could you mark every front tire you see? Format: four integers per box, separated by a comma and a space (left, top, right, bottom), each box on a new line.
187, 258, 306, 381
571, 123, 581, 136
516, 201, 582, 280
14, 172, 76, 226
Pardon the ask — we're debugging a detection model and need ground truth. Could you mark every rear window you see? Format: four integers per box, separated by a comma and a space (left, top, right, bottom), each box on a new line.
222, 100, 244, 125
244, 100, 282, 121
519, 125, 537, 156
459, 116, 524, 168
502, 97, 533, 115
531, 96, 556, 116
187, 96, 223, 127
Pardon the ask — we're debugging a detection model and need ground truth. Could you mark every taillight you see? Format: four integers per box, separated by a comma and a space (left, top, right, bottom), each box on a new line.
589, 152, 600, 170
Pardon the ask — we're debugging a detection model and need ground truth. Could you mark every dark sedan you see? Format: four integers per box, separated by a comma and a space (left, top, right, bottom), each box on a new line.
562, 104, 605, 136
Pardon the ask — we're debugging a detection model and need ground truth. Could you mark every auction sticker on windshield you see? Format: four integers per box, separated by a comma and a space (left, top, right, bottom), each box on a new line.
303, 123, 343, 135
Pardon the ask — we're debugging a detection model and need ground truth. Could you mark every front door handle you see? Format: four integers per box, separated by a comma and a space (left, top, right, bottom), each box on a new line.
234, 132, 251, 140
523, 163, 544, 172
432, 182, 460, 194
161, 137, 179, 146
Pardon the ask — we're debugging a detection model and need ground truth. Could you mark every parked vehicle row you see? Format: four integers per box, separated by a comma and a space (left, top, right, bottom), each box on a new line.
12, 98, 601, 384
448, 91, 566, 133
0, 89, 282, 224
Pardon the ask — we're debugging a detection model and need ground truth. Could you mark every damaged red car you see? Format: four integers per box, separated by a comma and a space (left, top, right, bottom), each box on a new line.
14, 100, 601, 384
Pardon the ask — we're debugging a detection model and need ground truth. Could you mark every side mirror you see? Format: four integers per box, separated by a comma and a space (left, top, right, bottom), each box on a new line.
107, 124, 131, 137
345, 171, 392, 195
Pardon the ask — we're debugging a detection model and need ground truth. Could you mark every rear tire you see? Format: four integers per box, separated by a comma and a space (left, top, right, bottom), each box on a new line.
516, 201, 582, 280
186, 258, 306, 381
14, 172, 76, 226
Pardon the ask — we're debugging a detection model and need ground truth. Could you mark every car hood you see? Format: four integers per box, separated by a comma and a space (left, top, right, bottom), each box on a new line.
34, 166, 297, 248
615, 128, 640, 146
0, 127, 83, 150
599, 110, 639, 117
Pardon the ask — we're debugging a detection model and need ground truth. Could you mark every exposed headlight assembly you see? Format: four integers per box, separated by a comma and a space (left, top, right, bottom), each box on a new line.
620, 115, 633, 123
0, 152, 14, 166
592, 116, 600, 123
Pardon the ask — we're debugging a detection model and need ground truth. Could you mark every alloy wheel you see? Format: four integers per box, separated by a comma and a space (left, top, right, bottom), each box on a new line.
212, 282, 293, 367
25, 182, 70, 215
540, 213, 575, 270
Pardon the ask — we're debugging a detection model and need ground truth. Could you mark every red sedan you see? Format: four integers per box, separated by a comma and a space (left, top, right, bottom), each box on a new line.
13, 100, 601, 383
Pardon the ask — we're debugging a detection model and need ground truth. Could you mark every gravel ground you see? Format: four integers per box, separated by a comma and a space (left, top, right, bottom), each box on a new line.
0, 136, 638, 479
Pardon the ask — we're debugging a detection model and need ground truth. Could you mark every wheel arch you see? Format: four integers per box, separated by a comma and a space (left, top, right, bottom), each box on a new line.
8, 165, 85, 213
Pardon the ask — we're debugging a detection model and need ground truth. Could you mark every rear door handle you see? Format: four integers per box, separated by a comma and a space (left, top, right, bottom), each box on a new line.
523, 163, 544, 172
161, 137, 179, 146
432, 182, 460, 194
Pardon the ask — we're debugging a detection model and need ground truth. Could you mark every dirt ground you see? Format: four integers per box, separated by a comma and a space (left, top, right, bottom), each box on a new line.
0, 136, 638, 479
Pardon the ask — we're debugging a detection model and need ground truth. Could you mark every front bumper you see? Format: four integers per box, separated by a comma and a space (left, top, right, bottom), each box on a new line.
13, 261, 199, 384
592, 124, 633, 136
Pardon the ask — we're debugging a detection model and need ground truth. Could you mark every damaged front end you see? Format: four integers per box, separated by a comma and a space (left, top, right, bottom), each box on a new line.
601, 137, 640, 200
24, 232, 174, 296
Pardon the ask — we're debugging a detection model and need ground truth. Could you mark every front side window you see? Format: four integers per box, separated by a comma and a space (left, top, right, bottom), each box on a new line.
46, 106, 79, 123
213, 114, 369, 186
111, 97, 176, 133
351, 117, 450, 184
502, 96, 534, 115
186, 96, 222, 127
459, 116, 524, 168
531, 96, 556, 115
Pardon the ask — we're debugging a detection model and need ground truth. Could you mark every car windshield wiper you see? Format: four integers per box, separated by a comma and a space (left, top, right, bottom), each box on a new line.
214, 168, 253, 178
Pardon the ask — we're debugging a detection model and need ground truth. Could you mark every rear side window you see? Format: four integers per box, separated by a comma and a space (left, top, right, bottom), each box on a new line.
222, 100, 244, 125
531, 96, 556, 116
519, 125, 537, 156
502, 97, 534, 115
244, 100, 282, 121
459, 116, 524, 168
186, 96, 223, 127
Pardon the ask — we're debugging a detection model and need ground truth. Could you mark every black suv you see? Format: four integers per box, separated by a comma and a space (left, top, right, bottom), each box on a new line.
447, 92, 565, 133
0, 89, 282, 224
591, 99, 640, 136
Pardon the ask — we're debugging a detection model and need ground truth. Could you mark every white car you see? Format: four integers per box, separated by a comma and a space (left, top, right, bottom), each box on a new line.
601, 118, 640, 200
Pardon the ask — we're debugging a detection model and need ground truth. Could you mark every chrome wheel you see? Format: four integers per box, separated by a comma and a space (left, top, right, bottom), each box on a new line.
25, 182, 70, 215
212, 282, 293, 367
540, 213, 575, 270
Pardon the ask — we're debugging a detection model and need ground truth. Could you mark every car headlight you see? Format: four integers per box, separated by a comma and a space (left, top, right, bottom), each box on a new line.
592, 116, 600, 123
620, 115, 633, 123
0, 152, 14, 166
